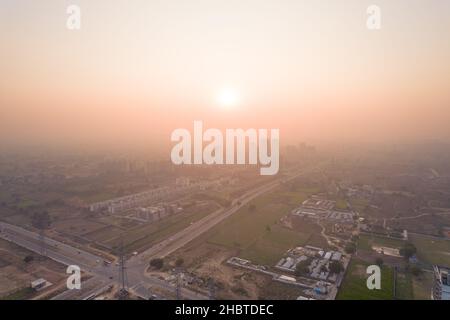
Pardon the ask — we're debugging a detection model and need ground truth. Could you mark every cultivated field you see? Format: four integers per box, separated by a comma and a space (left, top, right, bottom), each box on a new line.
337, 258, 394, 300
240, 225, 311, 266
358, 234, 405, 251
409, 234, 450, 266
105, 203, 220, 253
207, 187, 325, 265
394, 268, 433, 300
358, 233, 450, 267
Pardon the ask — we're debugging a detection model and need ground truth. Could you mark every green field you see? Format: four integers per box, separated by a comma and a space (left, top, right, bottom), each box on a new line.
358, 234, 405, 251
0, 287, 34, 300
207, 188, 320, 265
358, 233, 450, 266
395, 269, 413, 300
350, 198, 369, 213
239, 225, 311, 265
335, 199, 349, 210
79, 192, 118, 203
396, 268, 435, 300
411, 271, 433, 300
409, 234, 450, 266
106, 205, 217, 253
337, 259, 394, 300
16, 198, 38, 209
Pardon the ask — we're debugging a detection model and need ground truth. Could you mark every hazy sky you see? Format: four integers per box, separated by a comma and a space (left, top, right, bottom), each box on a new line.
1, 0, 449, 150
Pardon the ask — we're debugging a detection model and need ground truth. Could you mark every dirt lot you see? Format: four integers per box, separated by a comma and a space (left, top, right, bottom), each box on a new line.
166, 242, 278, 299
52, 218, 107, 238
0, 239, 66, 299
388, 214, 450, 237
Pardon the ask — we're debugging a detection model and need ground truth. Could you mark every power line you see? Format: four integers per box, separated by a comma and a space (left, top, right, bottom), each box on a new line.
39, 228, 47, 256
117, 236, 128, 299
175, 269, 181, 300
208, 278, 215, 300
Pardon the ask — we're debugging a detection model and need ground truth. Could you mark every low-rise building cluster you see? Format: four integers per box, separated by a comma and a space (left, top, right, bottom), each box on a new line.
291, 196, 354, 224
275, 246, 343, 283
89, 178, 228, 214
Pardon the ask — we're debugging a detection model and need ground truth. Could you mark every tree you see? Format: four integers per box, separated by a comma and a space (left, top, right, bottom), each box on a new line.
265, 225, 271, 232
294, 259, 310, 276
320, 265, 329, 273
400, 242, 417, 259
31, 211, 51, 230
150, 258, 164, 270
329, 261, 344, 274
24, 255, 34, 263
375, 257, 384, 267
410, 265, 423, 277
175, 258, 184, 267
345, 242, 356, 254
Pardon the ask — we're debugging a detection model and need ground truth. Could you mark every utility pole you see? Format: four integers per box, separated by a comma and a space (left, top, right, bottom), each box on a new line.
33, 211, 50, 257
38, 228, 47, 256
118, 237, 128, 299
175, 267, 182, 300
208, 278, 215, 300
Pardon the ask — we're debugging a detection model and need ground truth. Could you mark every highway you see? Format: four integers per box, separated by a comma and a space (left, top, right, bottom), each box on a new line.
131, 165, 320, 263
0, 221, 206, 299
0, 164, 323, 300
0, 221, 107, 273
51, 277, 113, 300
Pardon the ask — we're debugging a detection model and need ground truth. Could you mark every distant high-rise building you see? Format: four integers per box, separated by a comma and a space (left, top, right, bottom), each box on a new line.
432, 266, 450, 300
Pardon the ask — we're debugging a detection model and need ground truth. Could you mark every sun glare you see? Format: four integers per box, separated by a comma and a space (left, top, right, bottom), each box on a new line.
216, 88, 240, 109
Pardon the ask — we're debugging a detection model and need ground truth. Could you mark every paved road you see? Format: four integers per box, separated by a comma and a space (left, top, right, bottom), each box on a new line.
131, 165, 321, 264
51, 277, 113, 300
0, 164, 323, 300
124, 164, 324, 300
0, 221, 206, 299
0, 221, 107, 272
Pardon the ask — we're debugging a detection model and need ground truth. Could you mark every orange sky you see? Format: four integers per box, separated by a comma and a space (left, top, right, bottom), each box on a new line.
1, 0, 449, 151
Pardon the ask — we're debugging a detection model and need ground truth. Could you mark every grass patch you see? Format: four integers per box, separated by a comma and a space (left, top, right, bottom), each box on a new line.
270, 191, 308, 206
409, 234, 450, 266
0, 287, 34, 300
208, 201, 289, 249
206, 187, 319, 264
337, 258, 394, 300
394, 267, 433, 300
240, 225, 311, 265
335, 199, 348, 210
16, 198, 38, 209
395, 269, 413, 300
350, 198, 368, 213
79, 192, 117, 203
107, 206, 215, 253
192, 192, 231, 207
411, 271, 433, 300
358, 234, 405, 251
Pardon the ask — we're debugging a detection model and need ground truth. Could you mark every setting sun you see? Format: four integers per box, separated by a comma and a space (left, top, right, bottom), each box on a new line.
216, 88, 240, 109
